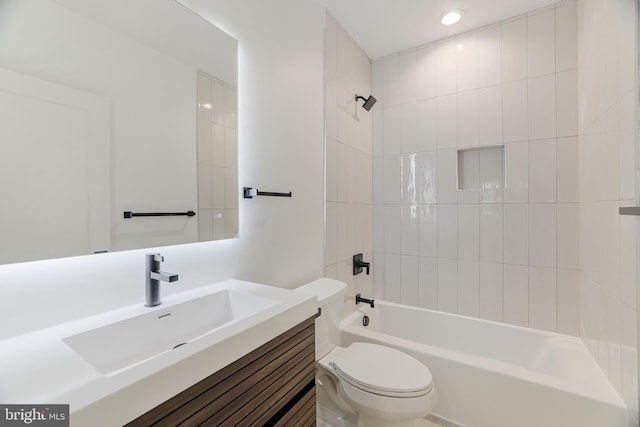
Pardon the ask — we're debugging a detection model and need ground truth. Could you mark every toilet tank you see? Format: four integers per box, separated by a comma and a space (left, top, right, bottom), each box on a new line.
295, 278, 347, 359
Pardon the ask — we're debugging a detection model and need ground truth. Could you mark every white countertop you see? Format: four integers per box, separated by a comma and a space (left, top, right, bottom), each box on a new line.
0, 280, 316, 426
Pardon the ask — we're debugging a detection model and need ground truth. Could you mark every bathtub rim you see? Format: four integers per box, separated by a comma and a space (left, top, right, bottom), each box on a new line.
341, 299, 626, 410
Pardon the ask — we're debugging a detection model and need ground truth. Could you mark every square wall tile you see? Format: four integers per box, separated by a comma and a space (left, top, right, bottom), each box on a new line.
480, 262, 504, 322
456, 31, 479, 92
419, 257, 438, 309
502, 80, 528, 143
529, 266, 557, 332
458, 260, 480, 317
527, 9, 556, 77
504, 264, 529, 327
528, 75, 557, 141
502, 16, 527, 82
478, 24, 502, 87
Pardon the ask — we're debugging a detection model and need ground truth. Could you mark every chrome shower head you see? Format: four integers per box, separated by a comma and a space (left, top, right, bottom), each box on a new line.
355, 94, 377, 111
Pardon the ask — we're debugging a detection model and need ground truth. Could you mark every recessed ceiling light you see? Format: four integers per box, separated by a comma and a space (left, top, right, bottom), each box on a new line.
440, 9, 464, 26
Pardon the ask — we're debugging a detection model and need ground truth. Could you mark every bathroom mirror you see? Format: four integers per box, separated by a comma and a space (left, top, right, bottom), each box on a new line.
0, 0, 238, 264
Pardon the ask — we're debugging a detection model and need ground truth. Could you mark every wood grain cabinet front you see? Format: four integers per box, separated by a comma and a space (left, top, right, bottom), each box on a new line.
126, 316, 316, 427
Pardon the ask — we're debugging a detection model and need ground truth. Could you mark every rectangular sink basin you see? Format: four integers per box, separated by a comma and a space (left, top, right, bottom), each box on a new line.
63, 289, 278, 376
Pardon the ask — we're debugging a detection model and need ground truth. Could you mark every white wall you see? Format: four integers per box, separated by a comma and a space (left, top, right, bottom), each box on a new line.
324, 12, 374, 312
577, 0, 638, 422
372, 2, 580, 333
0, 0, 326, 340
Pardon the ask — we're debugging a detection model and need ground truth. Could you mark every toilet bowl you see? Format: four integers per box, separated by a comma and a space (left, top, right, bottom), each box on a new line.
296, 278, 436, 427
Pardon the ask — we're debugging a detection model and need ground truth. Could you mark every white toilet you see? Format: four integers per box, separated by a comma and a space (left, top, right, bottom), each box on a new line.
296, 278, 436, 427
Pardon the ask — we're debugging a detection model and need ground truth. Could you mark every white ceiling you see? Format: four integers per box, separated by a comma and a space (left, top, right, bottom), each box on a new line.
317, 0, 558, 59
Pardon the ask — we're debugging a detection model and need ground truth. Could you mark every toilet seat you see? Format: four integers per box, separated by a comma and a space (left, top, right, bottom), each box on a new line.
324, 342, 433, 398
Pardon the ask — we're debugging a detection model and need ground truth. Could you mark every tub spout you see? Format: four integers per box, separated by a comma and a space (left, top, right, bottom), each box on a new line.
356, 293, 375, 308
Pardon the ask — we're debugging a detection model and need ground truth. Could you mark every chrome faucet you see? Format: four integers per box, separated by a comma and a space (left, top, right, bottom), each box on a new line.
145, 253, 179, 307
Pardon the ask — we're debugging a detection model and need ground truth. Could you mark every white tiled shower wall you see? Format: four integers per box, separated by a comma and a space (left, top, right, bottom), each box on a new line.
578, 0, 638, 421
371, 2, 581, 334
324, 12, 374, 307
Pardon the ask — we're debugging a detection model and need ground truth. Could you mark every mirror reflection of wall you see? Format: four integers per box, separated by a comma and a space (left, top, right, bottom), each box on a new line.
0, 0, 238, 265
196, 71, 238, 241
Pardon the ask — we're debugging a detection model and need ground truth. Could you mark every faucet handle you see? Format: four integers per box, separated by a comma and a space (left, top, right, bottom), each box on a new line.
149, 253, 164, 262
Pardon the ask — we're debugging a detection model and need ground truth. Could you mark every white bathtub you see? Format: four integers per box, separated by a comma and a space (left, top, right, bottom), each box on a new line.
340, 301, 627, 427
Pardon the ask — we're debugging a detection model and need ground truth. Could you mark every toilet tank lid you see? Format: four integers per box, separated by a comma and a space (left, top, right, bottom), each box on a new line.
295, 278, 347, 305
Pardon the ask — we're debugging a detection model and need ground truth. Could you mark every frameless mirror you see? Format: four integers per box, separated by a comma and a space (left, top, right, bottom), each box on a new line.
0, 0, 238, 265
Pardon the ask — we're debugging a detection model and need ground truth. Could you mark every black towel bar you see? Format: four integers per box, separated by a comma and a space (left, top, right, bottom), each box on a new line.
243, 187, 292, 199
124, 211, 196, 218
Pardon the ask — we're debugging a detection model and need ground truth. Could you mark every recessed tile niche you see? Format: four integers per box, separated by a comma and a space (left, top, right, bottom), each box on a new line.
457, 146, 504, 190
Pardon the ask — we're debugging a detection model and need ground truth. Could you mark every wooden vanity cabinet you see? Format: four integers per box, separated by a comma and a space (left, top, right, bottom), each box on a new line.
126, 316, 316, 426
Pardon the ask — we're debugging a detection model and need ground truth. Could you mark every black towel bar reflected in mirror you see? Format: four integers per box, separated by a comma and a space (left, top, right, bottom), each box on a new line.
123, 211, 196, 218
243, 187, 292, 199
